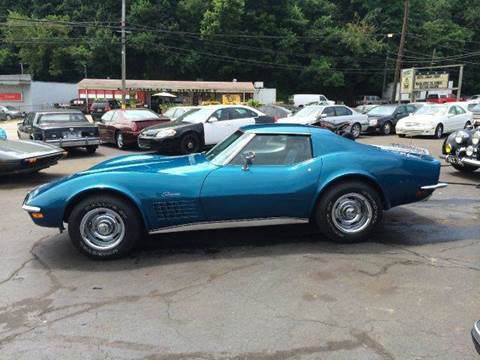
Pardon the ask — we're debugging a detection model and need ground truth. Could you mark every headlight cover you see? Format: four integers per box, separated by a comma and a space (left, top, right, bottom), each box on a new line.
473, 131, 480, 145
156, 129, 176, 138
455, 130, 469, 144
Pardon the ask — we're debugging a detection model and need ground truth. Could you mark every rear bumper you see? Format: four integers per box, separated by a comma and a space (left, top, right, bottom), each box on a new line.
45, 137, 100, 148
443, 154, 480, 168
420, 183, 448, 190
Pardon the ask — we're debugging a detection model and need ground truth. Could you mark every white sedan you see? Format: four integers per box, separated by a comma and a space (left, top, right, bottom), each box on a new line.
277, 104, 368, 138
396, 104, 472, 138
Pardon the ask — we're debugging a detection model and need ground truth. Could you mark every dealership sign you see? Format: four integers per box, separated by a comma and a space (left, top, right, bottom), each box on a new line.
401, 69, 450, 93
414, 73, 449, 90
0, 92, 22, 101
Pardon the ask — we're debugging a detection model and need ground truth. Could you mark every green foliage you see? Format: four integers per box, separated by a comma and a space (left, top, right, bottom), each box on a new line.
0, 0, 478, 100
246, 99, 262, 108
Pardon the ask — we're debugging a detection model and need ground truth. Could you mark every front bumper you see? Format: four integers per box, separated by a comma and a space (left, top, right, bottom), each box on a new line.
45, 137, 100, 148
420, 183, 448, 190
396, 127, 435, 136
138, 135, 178, 151
443, 154, 480, 168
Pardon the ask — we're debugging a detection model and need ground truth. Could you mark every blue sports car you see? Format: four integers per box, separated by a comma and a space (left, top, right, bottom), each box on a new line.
22, 124, 446, 259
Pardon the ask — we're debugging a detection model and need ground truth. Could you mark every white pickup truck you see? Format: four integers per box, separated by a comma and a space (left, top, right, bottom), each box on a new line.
293, 94, 335, 107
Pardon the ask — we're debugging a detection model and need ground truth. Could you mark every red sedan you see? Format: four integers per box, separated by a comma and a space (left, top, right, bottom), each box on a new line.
97, 109, 169, 149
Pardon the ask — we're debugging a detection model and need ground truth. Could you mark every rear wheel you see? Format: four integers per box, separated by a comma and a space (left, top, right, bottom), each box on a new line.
179, 133, 200, 154
6, 115, 11, 121
68, 195, 142, 259
434, 124, 443, 139
315, 181, 383, 243
464, 121, 472, 129
86, 145, 97, 154
350, 123, 362, 138
381, 121, 393, 135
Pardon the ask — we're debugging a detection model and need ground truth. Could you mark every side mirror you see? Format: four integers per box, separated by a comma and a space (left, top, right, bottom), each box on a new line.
208, 116, 219, 123
242, 151, 255, 171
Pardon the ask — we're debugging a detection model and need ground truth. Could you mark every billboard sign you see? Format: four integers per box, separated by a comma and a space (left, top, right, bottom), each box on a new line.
401, 69, 414, 94
0, 92, 22, 102
414, 73, 449, 90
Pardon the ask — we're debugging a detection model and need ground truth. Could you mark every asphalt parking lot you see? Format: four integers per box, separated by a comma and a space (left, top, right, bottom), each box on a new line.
1, 121, 479, 359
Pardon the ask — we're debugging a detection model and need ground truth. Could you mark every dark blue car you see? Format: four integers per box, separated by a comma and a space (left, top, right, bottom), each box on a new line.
22, 124, 446, 259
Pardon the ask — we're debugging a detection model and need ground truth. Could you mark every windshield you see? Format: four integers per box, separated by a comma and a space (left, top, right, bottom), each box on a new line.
471, 104, 480, 112
367, 105, 396, 116
164, 108, 176, 117
205, 130, 246, 164
38, 113, 88, 124
122, 110, 160, 120
294, 105, 323, 118
5, 106, 16, 110
168, 108, 201, 125
178, 107, 214, 123
415, 105, 448, 116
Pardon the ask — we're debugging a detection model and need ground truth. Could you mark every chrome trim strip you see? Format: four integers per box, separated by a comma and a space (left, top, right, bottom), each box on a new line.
149, 217, 309, 234
22, 204, 41, 212
420, 183, 448, 190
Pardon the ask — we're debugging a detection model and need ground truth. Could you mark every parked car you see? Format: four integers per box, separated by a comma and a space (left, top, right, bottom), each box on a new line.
0, 128, 64, 175
68, 98, 89, 114
163, 106, 199, 121
355, 104, 378, 114
441, 127, 480, 173
98, 109, 169, 149
470, 103, 480, 127
426, 94, 465, 104
293, 94, 335, 107
0, 105, 25, 121
365, 104, 419, 135
469, 95, 480, 101
258, 104, 292, 121
138, 105, 269, 154
90, 99, 121, 121
355, 95, 386, 106
22, 123, 446, 259
277, 104, 368, 138
396, 104, 472, 138
472, 320, 480, 354
17, 110, 100, 153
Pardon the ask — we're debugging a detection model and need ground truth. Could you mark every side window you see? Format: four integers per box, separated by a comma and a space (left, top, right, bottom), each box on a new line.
319, 96, 327, 102
396, 106, 406, 114
230, 108, 248, 119
25, 112, 35, 125
448, 107, 457, 115
455, 106, 466, 114
335, 106, 352, 116
213, 109, 229, 121
101, 111, 114, 122
406, 105, 416, 113
322, 107, 336, 117
230, 134, 312, 165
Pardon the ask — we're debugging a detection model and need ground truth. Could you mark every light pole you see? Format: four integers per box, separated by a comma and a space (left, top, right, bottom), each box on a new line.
382, 33, 394, 100
121, 0, 127, 109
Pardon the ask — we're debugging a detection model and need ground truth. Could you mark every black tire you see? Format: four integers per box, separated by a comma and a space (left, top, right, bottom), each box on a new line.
381, 121, 393, 135
68, 195, 143, 259
464, 121, 472, 129
6, 115, 11, 121
179, 133, 200, 154
315, 181, 383, 243
86, 145, 98, 154
434, 124, 443, 139
451, 163, 478, 173
116, 132, 126, 149
350, 123, 362, 138
398, 134, 406, 138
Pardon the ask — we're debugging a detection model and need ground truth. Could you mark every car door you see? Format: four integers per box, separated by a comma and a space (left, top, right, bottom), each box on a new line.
320, 106, 337, 124
203, 108, 232, 145
18, 112, 35, 139
393, 105, 408, 125
97, 111, 115, 143
445, 106, 459, 132
334, 106, 353, 124
453, 105, 469, 129
201, 133, 322, 220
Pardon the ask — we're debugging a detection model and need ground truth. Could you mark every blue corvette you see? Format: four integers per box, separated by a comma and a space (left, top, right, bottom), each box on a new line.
22, 124, 446, 259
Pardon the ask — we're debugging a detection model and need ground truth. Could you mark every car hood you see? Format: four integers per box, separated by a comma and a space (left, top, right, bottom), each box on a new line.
397, 115, 443, 125
36, 121, 96, 130
141, 120, 198, 133
83, 152, 211, 174
0, 139, 63, 160
368, 114, 393, 121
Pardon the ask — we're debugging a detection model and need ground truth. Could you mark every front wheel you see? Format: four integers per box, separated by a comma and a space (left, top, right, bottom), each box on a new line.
179, 133, 200, 154
434, 124, 443, 139
381, 121, 393, 135
85, 145, 97, 154
350, 123, 362, 138
315, 181, 383, 243
116, 132, 126, 149
68, 195, 143, 259
6, 115, 11, 121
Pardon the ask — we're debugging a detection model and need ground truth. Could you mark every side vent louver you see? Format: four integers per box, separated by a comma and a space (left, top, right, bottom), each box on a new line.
153, 200, 199, 221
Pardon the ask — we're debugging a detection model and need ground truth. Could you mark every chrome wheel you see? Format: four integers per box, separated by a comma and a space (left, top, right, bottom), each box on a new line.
351, 123, 361, 138
79, 207, 126, 251
116, 133, 124, 148
383, 122, 392, 135
331, 193, 373, 234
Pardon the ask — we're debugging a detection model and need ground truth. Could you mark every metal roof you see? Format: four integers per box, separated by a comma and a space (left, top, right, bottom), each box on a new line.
77, 78, 255, 93
0, 74, 32, 85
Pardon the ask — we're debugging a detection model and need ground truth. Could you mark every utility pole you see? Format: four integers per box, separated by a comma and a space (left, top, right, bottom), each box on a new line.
20, 63, 24, 75
83, 64, 88, 79
382, 33, 394, 99
391, 0, 409, 103
121, 0, 127, 109
457, 65, 464, 100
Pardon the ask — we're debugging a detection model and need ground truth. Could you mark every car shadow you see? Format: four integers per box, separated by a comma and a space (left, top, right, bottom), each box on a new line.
30, 206, 480, 272
0, 171, 64, 189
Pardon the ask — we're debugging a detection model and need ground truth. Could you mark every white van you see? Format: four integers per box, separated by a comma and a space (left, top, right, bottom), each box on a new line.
293, 94, 335, 107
